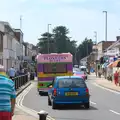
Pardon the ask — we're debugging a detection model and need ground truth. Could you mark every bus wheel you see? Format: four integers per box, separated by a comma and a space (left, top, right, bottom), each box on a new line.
37, 88, 39, 92
39, 91, 43, 96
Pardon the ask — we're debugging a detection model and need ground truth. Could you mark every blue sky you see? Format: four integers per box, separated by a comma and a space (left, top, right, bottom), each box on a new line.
1, 0, 120, 45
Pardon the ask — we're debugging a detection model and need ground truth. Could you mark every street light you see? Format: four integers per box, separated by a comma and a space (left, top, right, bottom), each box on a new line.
94, 31, 97, 44
47, 24, 51, 53
103, 11, 107, 41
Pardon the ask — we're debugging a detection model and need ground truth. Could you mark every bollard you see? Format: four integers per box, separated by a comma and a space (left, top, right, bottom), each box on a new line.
38, 110, 48, 120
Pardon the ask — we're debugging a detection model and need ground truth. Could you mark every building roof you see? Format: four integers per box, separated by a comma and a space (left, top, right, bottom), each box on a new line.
0, 21, 19, 41
14, 29, 23, 35
104, 40, 120, 51
97, 40, 115, 44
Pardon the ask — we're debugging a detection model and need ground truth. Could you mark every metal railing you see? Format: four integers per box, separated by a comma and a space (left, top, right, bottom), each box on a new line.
13, 72, 35, 90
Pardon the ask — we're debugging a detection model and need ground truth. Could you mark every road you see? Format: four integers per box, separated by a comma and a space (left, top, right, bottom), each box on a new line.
22, 75, 120, 120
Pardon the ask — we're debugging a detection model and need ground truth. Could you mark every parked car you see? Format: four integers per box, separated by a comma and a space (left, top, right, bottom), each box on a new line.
73, 68, 80, 72
48, 76, 90, 109
80, 66, 87, 72
74, 71, 87, 80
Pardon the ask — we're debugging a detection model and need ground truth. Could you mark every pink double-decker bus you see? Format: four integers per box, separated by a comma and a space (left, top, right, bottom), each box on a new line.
36, 53, 73, 95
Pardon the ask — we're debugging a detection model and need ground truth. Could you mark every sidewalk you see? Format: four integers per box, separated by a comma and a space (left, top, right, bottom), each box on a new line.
13, 107, 37, 120
89, 73, 120, 92
13, 81, 38, 120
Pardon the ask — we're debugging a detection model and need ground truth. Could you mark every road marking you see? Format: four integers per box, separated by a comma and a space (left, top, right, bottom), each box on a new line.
16, 84, 55, 120
16, 84, 38, 118
93, 83, 120, 95
109, 110, 120, 115
90, 101, 96, 105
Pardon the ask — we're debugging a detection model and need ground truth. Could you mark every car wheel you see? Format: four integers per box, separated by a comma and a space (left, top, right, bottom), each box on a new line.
84, 102, 90, 109
52, 102, 57, 109
48, 97, 51, 106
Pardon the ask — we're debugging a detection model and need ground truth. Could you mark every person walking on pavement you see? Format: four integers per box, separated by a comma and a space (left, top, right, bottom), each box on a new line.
118, 70, 120, 86
8, 66, 16, 80
0, 65, 16, 120
114, 70, 119, 86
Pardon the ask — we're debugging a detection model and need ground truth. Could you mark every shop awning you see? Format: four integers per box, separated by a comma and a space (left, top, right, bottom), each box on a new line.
112, 59, 120, 67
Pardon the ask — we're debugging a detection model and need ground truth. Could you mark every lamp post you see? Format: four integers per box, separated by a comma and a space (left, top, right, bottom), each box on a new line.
94, 31, 97, 44
20, 15, 23, 62
103, 11, 107, 41
47, 24, 51, 53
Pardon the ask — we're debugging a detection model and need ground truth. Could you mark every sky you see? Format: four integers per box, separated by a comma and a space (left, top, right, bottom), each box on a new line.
0, 0, 120, 45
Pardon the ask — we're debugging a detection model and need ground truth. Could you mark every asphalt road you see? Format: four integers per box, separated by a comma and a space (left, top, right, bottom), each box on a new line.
23, 75, 120, 120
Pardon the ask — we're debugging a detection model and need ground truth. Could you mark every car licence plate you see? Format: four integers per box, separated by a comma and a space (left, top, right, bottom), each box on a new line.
65, 92, 78, 96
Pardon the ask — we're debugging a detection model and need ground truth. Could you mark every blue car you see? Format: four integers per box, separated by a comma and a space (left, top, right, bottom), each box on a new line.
48, 76, 90, 109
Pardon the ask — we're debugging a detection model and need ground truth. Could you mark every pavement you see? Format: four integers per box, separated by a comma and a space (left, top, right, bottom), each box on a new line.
90, 73, 120, 92
13, 81, 38, 120
21, 74, 120, 120
13, 107, 37, 120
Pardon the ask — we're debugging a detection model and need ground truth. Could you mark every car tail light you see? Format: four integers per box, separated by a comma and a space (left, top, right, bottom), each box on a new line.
86, 88, 89, 95
53, 88, 57, 96
39, 83, 43, 86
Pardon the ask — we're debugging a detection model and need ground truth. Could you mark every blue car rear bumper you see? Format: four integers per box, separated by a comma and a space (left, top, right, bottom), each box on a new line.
52, 96, 89, 104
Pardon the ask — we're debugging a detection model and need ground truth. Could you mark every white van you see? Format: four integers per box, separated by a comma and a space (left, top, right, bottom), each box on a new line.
80, 66, 87, 72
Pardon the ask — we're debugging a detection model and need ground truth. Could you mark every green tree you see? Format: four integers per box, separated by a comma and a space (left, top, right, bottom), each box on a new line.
76, 38, 93, 64
37, 32, 56, 53
53, 26, 69, 53
37, 26, 77, 58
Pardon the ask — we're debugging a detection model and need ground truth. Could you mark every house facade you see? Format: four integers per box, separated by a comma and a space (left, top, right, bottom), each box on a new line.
0, 21, 23, 71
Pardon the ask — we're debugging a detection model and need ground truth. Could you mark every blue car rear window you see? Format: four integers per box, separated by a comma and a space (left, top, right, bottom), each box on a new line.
58, 78, 86, 88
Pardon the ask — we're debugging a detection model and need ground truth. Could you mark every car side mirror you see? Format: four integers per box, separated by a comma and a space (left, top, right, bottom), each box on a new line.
47, 84, 53, 88
49, 85, 53, 88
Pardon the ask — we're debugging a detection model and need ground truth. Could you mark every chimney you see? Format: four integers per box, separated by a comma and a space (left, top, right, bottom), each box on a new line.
116, 36, 120, 41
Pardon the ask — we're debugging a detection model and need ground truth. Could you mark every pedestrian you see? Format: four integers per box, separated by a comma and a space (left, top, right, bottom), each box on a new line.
95, 64, 97, 77
118, 70, 120, 86
114, 70, 118, 86
0, 65, 16, 120
8, 66, 16, 80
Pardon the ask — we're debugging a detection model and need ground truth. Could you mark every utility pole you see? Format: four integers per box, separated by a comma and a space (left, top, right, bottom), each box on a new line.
20, 15, 22, 30
47, 24, 51, 53
20, 15, 23, 65
103, 11, 107, 41
94, 31, 97, 44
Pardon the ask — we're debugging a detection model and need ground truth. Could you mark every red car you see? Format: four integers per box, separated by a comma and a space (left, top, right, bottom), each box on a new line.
73, 71, 87, 80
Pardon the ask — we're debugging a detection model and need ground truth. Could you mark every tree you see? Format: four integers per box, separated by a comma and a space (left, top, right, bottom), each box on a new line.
76, 38, 93, 64
37, 32, 56, 53
37, 26, 77, 61
53, 26, 69, 53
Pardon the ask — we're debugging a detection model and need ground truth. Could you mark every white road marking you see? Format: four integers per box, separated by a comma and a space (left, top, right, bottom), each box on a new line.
90, 101, 97, 105
93, 83, 120, 95
16, 84, 55, 120
16, 84, 38, 118
109, 110, 120, 115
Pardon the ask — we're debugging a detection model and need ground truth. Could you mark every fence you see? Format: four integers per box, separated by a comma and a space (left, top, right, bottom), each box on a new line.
13, 72, 35, 90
